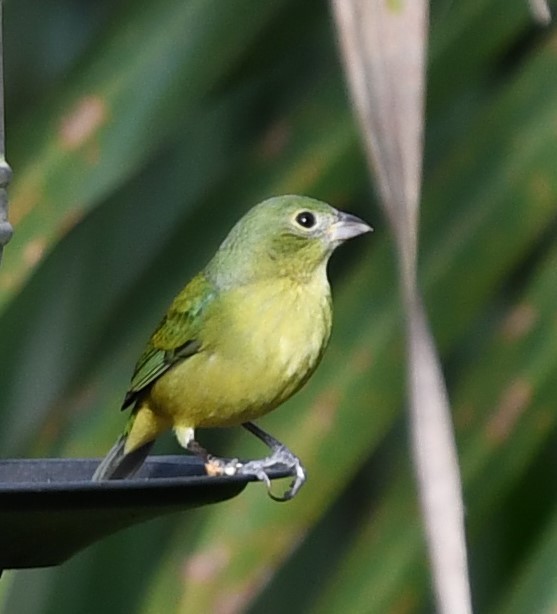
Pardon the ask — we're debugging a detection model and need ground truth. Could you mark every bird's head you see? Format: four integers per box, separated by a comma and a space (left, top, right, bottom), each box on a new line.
207, 195, 372, 286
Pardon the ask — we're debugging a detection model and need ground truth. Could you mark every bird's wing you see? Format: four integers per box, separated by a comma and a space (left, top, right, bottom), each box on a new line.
122, 274, 216, 409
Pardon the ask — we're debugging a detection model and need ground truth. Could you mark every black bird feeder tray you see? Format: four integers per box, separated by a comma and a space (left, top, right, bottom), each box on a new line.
0, 456, 289, 575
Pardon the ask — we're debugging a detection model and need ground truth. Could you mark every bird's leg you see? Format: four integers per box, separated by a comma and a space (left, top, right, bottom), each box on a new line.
176, 425, 241, 477
175, 424, 306, 500
235, 421, 307, 502
192, 441, 242, 477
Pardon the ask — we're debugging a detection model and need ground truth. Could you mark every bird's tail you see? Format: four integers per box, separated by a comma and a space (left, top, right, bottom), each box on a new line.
92, 434, 154, 481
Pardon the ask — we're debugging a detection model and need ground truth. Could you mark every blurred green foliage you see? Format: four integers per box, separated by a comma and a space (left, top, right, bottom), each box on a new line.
1, 0, 557, 612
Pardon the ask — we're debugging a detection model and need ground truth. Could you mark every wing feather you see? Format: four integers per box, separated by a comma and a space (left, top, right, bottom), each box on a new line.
122, 274, 216, 409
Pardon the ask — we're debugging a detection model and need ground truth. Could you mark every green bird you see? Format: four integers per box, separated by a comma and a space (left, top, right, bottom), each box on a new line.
93, 195, 371, 500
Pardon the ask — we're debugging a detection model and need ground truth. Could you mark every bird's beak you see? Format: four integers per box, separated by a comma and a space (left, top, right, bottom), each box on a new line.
330, 211, 373, 243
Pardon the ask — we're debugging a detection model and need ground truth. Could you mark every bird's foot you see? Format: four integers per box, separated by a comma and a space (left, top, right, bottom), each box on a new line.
192, 422, 306, 501
238, 421, 307, 501
235, 448, 306, 502
203, 451, 305, 502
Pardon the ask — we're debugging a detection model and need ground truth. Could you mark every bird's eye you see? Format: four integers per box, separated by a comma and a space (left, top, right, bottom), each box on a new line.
295, 211, 316, 229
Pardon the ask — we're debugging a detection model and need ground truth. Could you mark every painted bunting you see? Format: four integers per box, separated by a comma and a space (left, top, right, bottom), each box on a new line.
93, 195, 372, 500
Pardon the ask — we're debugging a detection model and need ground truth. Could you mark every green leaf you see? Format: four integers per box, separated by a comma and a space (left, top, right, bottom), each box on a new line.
0, 0, 288, 311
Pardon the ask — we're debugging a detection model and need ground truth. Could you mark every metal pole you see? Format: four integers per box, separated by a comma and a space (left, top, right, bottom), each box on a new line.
0, 0, 12, 265
0, 0, 8, 575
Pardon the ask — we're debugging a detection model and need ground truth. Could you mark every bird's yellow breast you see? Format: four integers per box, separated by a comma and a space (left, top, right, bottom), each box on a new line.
149, 273, 332, 428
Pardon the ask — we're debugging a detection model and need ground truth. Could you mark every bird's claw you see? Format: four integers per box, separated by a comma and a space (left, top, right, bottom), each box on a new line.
240, 421, 307, 501
202, 422, 306, 501
204, 449, 306, 501
235, 446, 307, 502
